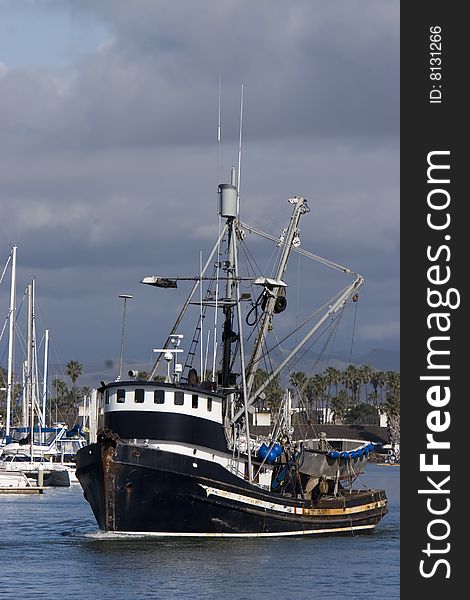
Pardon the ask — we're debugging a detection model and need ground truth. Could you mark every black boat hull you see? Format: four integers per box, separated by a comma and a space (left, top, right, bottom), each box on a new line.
76, 440, 387, 537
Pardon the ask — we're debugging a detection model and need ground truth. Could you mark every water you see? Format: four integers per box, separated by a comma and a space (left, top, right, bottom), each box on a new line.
0, 464, 399, 599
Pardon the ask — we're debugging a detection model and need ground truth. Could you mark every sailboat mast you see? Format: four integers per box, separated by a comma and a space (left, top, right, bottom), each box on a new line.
42, 329, 49, 427
24, 281, 33, 428
5, 245, 17, 437
28, 279, 36, 461
31, 278, 38, 429
245, 196, 310, 397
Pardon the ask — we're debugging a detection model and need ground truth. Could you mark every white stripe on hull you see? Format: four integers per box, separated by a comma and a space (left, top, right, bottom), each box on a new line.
199, 484, 386, 516
93, 524, 377, 539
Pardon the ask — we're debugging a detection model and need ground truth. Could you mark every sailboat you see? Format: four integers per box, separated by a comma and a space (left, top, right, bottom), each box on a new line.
1, 253, 86, 486
76, 163, 388, 536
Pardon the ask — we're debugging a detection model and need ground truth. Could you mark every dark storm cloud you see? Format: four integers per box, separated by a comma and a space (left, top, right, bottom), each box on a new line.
0, 0, 399, 363
3, 0, 398, 151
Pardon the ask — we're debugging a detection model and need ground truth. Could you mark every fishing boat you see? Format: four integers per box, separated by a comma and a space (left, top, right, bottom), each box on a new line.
76, 168, 387, 536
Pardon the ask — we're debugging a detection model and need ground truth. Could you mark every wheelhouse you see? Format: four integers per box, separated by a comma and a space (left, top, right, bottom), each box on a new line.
101, 381, 228, 453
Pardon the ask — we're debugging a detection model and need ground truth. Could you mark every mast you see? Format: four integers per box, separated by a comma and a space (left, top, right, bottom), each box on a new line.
31, 278, 38, 428
42, 329, 49, 427
219, 171, 253, 480
245, 196, 310, 397
219, 184, 238, 388
31, 278, 39, 459
5, 245, 17, 437
24, 281, 33, 428
232, 214, 253, 481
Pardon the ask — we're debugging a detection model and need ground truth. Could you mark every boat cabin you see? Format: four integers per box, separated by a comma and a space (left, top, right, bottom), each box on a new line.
102, 381, 228, 453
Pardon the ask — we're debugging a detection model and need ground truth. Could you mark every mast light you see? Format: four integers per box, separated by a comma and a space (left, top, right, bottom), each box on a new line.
253, 277, 287, 289
141, 276, 178, 288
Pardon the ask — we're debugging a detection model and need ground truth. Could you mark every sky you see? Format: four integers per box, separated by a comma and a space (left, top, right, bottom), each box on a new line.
0, 0, 399, 384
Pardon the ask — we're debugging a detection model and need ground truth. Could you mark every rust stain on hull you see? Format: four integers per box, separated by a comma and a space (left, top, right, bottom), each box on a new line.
301, 499, 387, 517
98, 428, 120, 532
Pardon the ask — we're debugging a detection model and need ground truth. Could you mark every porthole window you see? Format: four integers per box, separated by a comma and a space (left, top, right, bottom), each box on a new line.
117, 389, 126, 403
174, 391, 184, 406
135, 389, 145, 403
154, 390, 164, 404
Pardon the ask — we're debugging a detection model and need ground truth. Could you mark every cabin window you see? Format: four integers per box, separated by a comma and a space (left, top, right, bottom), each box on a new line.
174, 391, 184, 406
135, 389, 145, 403
154, 390, 164, 404
104, 389, 110, 405
117, 389, 126, 403
207, 397, 212, 412
192, 394, 198, 409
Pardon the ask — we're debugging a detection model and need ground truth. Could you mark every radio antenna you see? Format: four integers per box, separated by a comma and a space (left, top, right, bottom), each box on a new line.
213, 74, 222, 382
237, 83, 244, 215
217, 74, 222, 184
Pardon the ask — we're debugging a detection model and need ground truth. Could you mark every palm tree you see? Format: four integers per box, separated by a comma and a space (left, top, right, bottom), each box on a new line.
65, 360, 83, 425
290, 371, 307, 392
346, 403, 380, 425
383, 371, 400, 448
309, 374, 327, 419
324, 366, 341, 399
288, 370, 308, 412
321, 367, 340, 420
368, 389, 379, 407
384, 371, 399, 396
51, 377, 69, 424
52, 377, 68, 398
66, 360, 83, 388
329, 390, 349, 424
375, 370, 387, 404
384, 389, 400, 417
360, 365, 375, 403
253, 369, 282, 410
341, 365, 361, 406
370, 372, 380, 407
80, 386, 91, 400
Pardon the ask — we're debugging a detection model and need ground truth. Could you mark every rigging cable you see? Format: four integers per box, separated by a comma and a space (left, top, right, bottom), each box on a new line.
245, 289, 345, 374
6, 288, 28, 363
0, 252, 12, 287
211, 216, 222, 382
290, 310, 346, 439
348, 295, 359, 364
279, 311, 341, 400
284, 308, 345, 388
